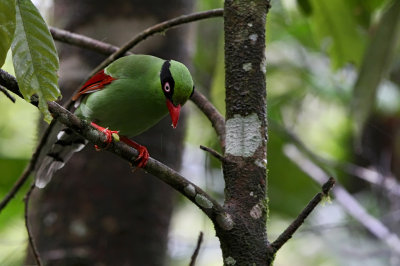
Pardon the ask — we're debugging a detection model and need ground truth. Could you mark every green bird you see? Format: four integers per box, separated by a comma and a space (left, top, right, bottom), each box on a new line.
35, 54, 194, 188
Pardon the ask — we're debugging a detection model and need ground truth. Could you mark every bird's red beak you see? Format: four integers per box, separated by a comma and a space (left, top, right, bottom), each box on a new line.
166, 100, 181, 128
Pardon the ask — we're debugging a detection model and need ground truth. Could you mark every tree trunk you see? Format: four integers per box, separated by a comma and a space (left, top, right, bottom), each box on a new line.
216, 0, 272, 264
29, 1, 193, 265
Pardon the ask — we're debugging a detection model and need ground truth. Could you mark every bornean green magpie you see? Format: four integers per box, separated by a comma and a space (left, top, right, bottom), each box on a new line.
35, 54, 194, 188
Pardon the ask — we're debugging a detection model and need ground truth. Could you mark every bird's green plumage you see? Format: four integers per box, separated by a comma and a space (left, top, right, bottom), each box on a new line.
75, 54, 194, 136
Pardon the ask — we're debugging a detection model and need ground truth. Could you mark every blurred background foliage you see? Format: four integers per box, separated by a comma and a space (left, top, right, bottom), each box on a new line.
1, 0, 400, 265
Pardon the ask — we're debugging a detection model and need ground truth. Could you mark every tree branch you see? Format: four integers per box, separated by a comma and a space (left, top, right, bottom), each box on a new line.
24, 183, 42, 266
0, 69, 24, 99
270, 177, 335, 253
0, 70, 232, 229
189, 231, 204, 266
88, 8, 224, 76
284, 144, 400, 254
48, 101, 226, 220
199, 145, 225, 162
0, 121, 57, 213
49, 27, 121, 56
49, 8, 224, 82
191, 90, 225, 150
0, 84, 16, 103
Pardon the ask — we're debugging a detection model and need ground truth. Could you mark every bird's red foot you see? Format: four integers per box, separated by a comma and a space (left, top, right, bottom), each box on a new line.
91, 122, 119, 150
120, 136, 149, 168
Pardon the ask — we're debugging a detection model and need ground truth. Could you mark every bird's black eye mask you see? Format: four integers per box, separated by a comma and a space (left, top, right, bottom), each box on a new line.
160, 60, 175, 102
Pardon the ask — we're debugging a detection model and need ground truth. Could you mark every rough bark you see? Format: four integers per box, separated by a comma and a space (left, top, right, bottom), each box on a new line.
215, 0, 272, 265
29, 1, 193, 265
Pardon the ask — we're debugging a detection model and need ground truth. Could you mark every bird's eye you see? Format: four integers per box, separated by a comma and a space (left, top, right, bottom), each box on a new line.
163, 82, 171, 93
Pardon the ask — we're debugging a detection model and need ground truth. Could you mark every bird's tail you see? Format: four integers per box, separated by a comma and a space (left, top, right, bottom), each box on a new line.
35, 122, 88, 188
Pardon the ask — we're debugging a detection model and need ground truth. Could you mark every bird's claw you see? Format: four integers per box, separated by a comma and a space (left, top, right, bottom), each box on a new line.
91, 122, 119, 150
120, 136, 149, 168
135, 146, 149, 168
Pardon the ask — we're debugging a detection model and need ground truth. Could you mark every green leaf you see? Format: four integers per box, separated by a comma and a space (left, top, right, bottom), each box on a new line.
11, 0, 60, 123
0, 0, 16, 67
309, 0, 366, 68
351, 0, 400, 134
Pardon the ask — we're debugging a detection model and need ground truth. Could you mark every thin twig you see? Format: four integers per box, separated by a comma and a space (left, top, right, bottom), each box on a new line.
49, 9, 224, 116
200, 145, 225, 162
189, 231, 204, 266
191, 90, 225, 150
0, 166, 34, 213
0, 120, 57, 213
0, 69, 24, 98
0, 84, 16, 102
24, 183, 42, 266
89, 8, 224, 77
284, 144, 400, 254
0, 73, 55, 213
50, 27, 121, 56
270, 177, 335, 253
0, 72, 230, 228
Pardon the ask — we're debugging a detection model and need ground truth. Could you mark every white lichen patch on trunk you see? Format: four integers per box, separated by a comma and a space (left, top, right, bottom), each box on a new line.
249, 33, 258, 43
255, 158, 267, 169
217, 212, 234, 231
260, 49, 267, 74
225, 256, 237, 265
250, 203, 262, 219
226, 113, 262, 157
242, 62, 252, 71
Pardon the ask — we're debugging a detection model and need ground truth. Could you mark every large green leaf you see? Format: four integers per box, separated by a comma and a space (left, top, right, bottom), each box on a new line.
351, 0, 400, 135
11, 0, 60, 123
309, 0, 366, 68
0, 0, 16, 68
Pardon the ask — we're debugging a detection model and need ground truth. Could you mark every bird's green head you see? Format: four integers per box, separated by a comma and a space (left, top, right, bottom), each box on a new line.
160, 60, 194, 128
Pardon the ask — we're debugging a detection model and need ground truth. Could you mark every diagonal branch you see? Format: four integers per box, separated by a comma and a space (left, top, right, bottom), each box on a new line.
284, 144, 400, 254
0, 84, 16, 102
200, 145, 225, 162
189, 231, 204, 266
0, 70, 232, 229
49, 8, 224, 83
270, 177, 335, 253
50, 27, 121, 56
88, 8, 224, 76
24, 183, 42, 266
0, 120, 57, 213
191, 90, 225, 150
47, 100, 226, 221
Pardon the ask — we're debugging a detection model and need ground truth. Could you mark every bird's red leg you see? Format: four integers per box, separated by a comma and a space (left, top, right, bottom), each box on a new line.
91, 122, 119, 150
120, 136, 149, 168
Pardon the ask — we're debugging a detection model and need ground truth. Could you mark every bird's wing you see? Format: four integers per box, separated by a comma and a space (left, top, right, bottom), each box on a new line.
72, 70, 115, 101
